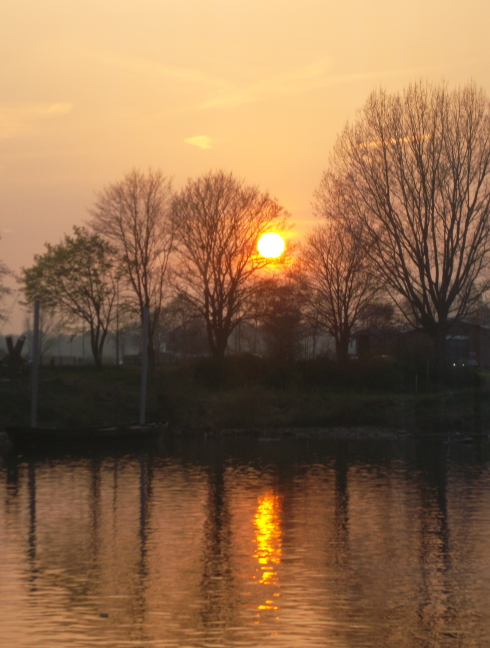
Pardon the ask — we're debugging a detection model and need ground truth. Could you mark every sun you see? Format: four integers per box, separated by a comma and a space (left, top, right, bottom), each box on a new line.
257, 232, 285, 258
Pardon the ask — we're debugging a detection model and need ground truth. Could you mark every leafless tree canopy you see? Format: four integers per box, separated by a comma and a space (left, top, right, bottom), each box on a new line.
323, 81, 490, 364
171, 171, 289, 358
301, 221, 379, 360
89, 168, 174, 361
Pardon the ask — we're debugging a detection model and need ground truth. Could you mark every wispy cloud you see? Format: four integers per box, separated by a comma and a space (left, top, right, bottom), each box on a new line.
92, 50, 229, 94
88, 49, 334, 112
84, 47, 444, 116
201, 58, 334, 109
0, 103, 74, 139
41, 103, 73, 116
184, 135, 215, 149
200, 61, 445, 111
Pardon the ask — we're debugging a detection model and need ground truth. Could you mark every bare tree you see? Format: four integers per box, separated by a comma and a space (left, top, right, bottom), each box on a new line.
21, 227, 118, 370
301, 220, 379, 361
89, 168, 174, 366
171, 171, 290, 358
323, 81, 490, 371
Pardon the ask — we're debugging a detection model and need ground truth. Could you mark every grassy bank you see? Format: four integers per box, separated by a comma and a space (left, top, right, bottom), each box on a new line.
0, 356, 487, 434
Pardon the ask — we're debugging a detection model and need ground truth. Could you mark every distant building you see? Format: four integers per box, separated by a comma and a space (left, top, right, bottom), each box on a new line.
445, 320, 490, 369
348, 328, 398, 359
349, 320, 490, 369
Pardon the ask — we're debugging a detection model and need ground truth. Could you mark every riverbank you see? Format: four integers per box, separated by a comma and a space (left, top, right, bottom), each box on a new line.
0, 358, 488, 437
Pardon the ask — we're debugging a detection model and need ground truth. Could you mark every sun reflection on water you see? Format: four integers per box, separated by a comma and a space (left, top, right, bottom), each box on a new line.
253, 490, 282, 611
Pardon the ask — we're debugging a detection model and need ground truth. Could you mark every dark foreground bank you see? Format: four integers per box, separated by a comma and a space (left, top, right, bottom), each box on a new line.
0, 355, 487, 436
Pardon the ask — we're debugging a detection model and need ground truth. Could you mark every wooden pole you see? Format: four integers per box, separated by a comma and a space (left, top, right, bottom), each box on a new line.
139, 306, 149, 425
30, 300, 40, 428
115, 280, 120, 366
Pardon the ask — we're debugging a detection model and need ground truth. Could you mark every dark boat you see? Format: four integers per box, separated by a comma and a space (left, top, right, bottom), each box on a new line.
4, 422, 167, 450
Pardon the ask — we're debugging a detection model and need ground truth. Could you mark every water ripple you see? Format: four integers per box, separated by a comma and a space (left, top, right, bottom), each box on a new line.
1, 438, 490, 646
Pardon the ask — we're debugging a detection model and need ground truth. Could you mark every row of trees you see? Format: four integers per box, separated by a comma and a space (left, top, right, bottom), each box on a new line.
304, 80, 490, 374
20, 81, 490, 374
22, 170, 290, 368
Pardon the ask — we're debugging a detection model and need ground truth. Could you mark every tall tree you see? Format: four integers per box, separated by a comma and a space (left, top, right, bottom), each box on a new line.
322, 81, 490, 371
89, 168, 174, 366
301, 221, 379, 361
171, 170, 289, 358
21, 227, 118, 370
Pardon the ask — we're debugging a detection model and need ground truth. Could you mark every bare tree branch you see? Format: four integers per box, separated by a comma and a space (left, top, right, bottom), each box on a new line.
89, 168, 174, 365
301, 219, 379, 360
323, 81, 490, 369
171, 171, 290, 358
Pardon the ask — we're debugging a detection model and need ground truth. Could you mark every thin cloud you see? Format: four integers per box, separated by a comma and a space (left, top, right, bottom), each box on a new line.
0, 102, 74, 139
90, 49, 333, 112
92, 50, 228, 92
184, 135, 215, 149
201, 61, 445, 111
41, 103, 73, 116
201, 58, 334, 109
82, 49, 444, 116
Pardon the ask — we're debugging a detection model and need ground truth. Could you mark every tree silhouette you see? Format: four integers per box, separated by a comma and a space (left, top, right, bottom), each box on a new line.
90, 168, 174, 367
301, 220, 379, 361
322, 81, 490, 372
21, 227, 118, 370
171, 171, 289, 359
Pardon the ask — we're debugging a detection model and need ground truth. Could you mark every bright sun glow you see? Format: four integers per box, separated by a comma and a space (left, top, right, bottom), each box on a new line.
257, 232, 285, 258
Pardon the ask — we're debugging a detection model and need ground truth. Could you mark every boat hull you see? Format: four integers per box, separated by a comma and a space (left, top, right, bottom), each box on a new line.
5, 423, 167, 450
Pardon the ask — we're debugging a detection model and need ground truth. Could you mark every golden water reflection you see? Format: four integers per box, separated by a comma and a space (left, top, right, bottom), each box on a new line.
253, 490, 282, 610
4, 439, 490, 647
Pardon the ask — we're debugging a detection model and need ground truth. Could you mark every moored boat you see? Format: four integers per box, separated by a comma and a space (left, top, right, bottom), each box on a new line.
4, 422, 167, 450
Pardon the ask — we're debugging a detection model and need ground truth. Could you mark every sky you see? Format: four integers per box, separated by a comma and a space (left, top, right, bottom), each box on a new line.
1, 0, 490, 332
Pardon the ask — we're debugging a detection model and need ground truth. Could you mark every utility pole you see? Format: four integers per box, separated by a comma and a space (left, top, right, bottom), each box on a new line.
139, 306, 149, 425
30, 301, 40, 428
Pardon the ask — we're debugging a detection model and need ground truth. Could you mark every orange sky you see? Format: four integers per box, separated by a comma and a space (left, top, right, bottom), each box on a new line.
1, 0, 490, 332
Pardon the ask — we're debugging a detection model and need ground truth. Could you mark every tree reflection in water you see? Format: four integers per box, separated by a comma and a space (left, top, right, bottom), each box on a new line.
199, 465, 237, 627
3, 437, 490, 647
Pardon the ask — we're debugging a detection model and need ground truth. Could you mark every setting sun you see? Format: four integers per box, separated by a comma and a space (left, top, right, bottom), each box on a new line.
257, 232, 285, 258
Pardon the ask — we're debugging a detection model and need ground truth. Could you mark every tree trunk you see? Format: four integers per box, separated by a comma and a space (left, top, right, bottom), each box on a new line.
90, 327, 104, 371
211, 337, 228, 359
206, 318, 229, 359
335, 333, 350, 363
91, 342, 103, 371
432, 325, 448, 385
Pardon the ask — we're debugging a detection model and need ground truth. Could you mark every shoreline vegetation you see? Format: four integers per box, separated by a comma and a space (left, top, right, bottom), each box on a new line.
0, 355, 488, 439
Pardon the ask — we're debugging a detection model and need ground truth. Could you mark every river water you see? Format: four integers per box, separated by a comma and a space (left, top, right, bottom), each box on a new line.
1, 432, 490, 648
